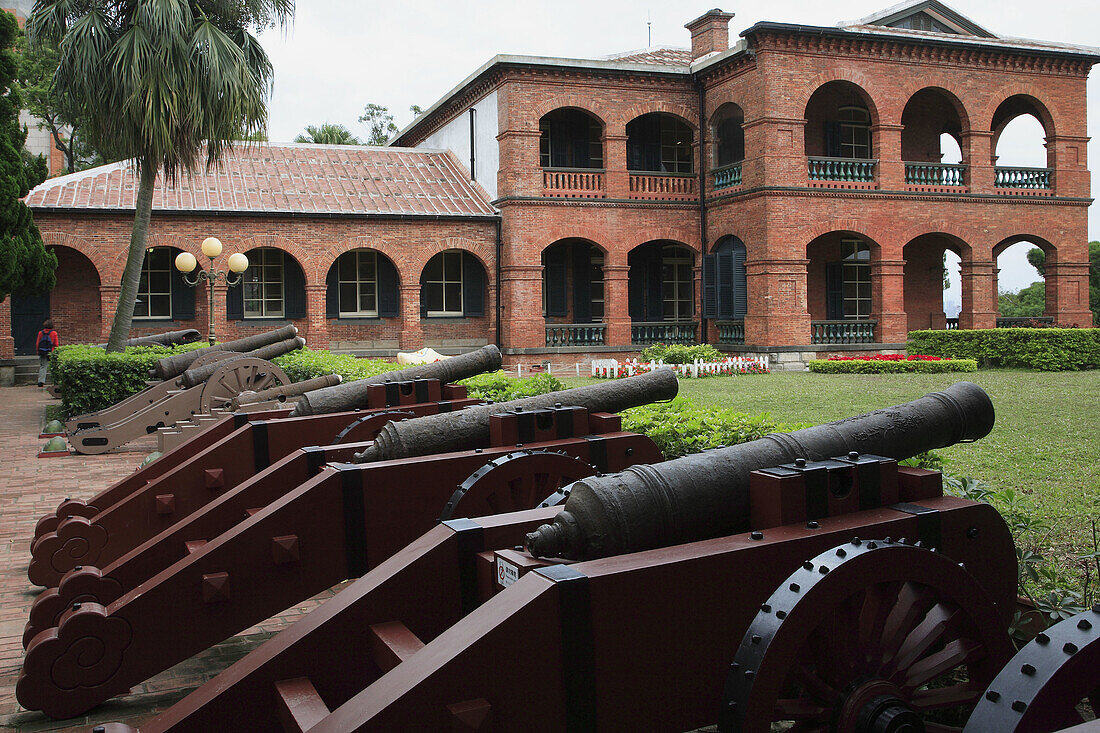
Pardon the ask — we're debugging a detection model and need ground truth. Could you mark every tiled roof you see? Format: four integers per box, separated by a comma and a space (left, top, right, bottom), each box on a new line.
603, 46, 694, 66
25, 143, 498, 218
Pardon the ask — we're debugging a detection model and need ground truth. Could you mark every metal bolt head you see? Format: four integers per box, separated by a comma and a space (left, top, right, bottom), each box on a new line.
794, 457, 807, 467
71, 603, 81, 611
1078, 618, 1092, 630
1011, 700, 1027, 712
848, 451, 859, 460
985, 690, 1000, 702
750, 531, 764, 540
1021, 663, 1036, 676
806, 521, 820, 530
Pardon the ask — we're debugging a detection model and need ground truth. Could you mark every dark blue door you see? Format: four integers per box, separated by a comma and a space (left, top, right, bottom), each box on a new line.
11, 292, 51, 355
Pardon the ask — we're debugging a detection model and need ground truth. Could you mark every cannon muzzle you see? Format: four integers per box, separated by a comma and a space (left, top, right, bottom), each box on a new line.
526, 381, 995, 560
353, 368, 678, 463
289, 344, 503, 416
150, 325, 299, 380
96, 329, 202, 349
230, 373, 342, 410
180, 337, 305, 388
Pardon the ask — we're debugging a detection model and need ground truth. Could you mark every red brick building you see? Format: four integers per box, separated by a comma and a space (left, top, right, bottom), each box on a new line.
3, 0, 1096, 368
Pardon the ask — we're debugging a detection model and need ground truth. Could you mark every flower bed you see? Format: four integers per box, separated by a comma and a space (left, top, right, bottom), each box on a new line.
592, 356, 769, 379
809, 354, 977, 374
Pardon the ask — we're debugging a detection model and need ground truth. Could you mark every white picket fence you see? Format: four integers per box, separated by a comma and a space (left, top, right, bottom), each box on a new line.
591, 356, 769, 379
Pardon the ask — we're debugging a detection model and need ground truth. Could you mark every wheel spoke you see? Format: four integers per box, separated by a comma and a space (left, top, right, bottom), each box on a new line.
884, 602, 960, 679
881, 583, 936, 664
774, 697, 829, 721
859, 582, 899, 666
900, 638, 981, 690
909, 681, 983, 710
791, 662, 837, 705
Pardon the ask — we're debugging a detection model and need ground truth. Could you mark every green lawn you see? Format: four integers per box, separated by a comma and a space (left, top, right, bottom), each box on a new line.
564, 369, 1100, 594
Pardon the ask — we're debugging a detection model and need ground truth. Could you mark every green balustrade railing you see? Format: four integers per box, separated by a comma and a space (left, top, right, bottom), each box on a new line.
811, 320, 877, 345
994, 166, 1051, 190
808, 157, 877, 182
631, 321, 697, 345
713, 163, 743, 190
545, 323, 607, 347
905, 162, 966, 187
716, 320, 745, 344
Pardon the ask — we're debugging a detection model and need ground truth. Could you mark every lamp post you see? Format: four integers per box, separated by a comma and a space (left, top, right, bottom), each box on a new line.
174, 237, 249, 345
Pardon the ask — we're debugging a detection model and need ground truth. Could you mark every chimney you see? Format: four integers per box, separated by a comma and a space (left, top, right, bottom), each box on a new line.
685, 9, 735, 60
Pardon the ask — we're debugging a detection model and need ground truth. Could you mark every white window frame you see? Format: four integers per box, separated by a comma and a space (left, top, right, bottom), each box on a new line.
842, 238, 872, 320
134, 247, 172, 320
243, 248, 285, 319
338, 250, 379, 317
425, 250, 464, 317
838, 106, 872, 160
662, 245, 694, 321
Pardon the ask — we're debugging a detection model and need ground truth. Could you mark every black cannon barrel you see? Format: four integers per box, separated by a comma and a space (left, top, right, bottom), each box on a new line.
150, 325, 299, 380
352, 368, 678, 463
230, 373, 343, 409
289, 344, 503, 416
180, 337, 305, 388
96, 329, 201, 349
526, 381, 995, 561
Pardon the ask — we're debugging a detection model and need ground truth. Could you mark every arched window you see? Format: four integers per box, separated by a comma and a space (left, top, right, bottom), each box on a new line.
325, 249, 401, 318
542, 240, 604, 323
628, 241, 694, 322
826, 239, 871, 320
420, 250, 485, 318
228, 248, 306, 321
539, 109, 603, 169
712, 104, 745, 168
626, 113, 693, 173
702, 236, 747, 320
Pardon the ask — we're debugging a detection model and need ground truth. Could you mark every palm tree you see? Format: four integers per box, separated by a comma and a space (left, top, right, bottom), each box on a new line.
294, 123, 361, 145
28, 0, 294, 352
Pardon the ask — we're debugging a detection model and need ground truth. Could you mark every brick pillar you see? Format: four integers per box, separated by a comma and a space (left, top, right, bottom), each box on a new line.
872, 124, 905, 190
744, 258, 810, 347
0, 297, 13, 358
961, 130, 994, 193
958, 259, 997, 330
1046, 135, 1091, 198
500, 264, 543, 349
871, 259, 907, 344
744, 117, 807, 188
99, 285, 120, 341
399, 284, 423, 350
1045, 261, 1093, 327
496, 130, 543, 198
304, 284, 328, 349
603, 134, 629, 199
603, 264, 631, 349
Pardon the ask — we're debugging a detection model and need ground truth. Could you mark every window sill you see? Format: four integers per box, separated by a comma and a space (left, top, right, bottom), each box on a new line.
331, 316, 390, 322
233, 318, 295, 325
422, 316, 478, 323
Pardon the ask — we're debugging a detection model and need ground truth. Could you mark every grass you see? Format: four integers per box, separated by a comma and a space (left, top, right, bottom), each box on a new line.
563, 369, 1100, 601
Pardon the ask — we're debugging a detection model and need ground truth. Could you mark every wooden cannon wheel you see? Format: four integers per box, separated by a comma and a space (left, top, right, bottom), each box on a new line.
438, 449, 595, 522
330, 411, 417, 444
198, 358, 290, 412
719, 538, 1015, 733
188, 350, 235, 369
963, 605, 1099, 732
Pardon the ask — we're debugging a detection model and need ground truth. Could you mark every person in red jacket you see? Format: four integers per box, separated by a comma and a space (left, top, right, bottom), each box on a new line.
35, 319, 59, 387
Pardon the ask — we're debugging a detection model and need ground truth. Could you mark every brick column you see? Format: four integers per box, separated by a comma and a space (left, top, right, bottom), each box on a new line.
496, 130, 543, 198
603, 134, 629, 199
99, 285, 120, 341
743, 117, 807, 188
961, 130, 994, 193
871, 259, 907, 344
1045, 261, 1093, 327
744, 258, 811, 347
1046, 135, 1091, 198
603, 264, 631, 348
872, 124, 905, 190
0, 297, 13, 358
398, 284, 423, 350
304, 284, 328, 349
500, 264, 544, 349
958, 260, 997, 330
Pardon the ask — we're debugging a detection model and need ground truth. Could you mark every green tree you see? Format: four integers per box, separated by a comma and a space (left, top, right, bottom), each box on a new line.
409, 104, 424, 117
998, 281, 1045, 318
294, 123, 361, 145
29, 0, 294, 352
0, 10, 54, 303
359, 103, 397, 145
1028, 243, 1100, 325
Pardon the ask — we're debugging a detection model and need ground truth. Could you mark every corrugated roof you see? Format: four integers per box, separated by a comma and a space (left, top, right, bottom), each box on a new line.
25, 143, 498, 218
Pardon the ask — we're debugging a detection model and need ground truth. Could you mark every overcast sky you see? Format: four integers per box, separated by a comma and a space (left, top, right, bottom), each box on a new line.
257, 0, 1099, 303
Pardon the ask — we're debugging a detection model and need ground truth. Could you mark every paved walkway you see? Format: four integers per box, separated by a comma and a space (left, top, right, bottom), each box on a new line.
0, 387, 337, 732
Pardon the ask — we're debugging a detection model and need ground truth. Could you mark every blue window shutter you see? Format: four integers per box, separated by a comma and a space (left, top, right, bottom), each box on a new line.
284, 255, 306, 319
732, 241, 748, 319
226, 272, 244, 320
702, 254, 717, 319
171, 261, 195, 320
378, 256, 400, 318
571, 244, 591, 323
717, 251, 734, 320
325, 263, 339, 318
462, 253, 485, 317
543, 247, 567, 318
826, 262, 844, 320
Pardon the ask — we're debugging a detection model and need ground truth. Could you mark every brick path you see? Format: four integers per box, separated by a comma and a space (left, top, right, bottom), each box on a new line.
0, 387, 339, 732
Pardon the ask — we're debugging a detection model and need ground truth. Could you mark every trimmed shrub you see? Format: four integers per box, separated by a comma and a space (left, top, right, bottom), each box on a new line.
622, 398, 809, 459
638, 342, 723, 364
809, 358, 977, 374
907, 328, 1100, 371
272, 348, 393, 382
51, 343, 207, 416
458, 370, 564, 402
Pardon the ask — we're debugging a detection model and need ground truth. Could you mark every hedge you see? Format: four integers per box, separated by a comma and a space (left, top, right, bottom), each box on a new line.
907, 328, 1100, 371
457, 370, 564, 401
809, 358, 977, 374
622, 398, 808, 459
272, 348, 393, 382
51, 343, 208, 416
638, 342, 722, 364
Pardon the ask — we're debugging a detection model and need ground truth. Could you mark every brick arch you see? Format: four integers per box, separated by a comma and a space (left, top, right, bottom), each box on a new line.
799, 220, 883, 252
708, 100, 747, 128
993, 234, 1056, 262
628, 230, 699, 253
417, 237, 494, 273
531, 96, 610, 128
237, 234, 314, 280
710, 231, 754, 255
39, 230, 112, 281
533, 227, 611, 255
797, 71, 885, 124
900, 85, 972, 135
618, 103, 698, 132
982, 89, 1059, 138
325, 237, 405, 288
897, 222, 975, 259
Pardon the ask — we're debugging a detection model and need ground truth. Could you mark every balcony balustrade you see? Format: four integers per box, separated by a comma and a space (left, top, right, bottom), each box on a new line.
545, 323, 607, 347
946, 318, 959, 330
631, 321, 698, 345
811, 320, 877, 345
994, 166, 1051, 190
542, 168, 605, 198
713, 163, 743, 191
808, 157, 877, 183
716, 320, 745, 345
905, 162, 966, 187
628, 172, 697, 201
